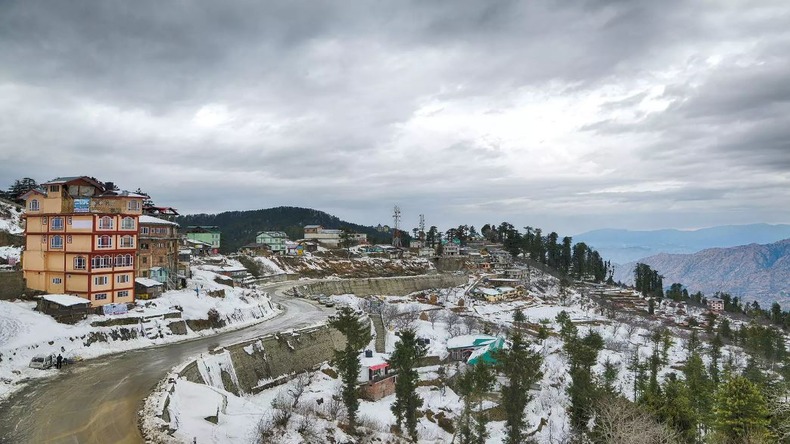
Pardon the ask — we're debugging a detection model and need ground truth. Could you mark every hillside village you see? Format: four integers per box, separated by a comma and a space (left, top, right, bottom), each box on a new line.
0, 177, 789, 444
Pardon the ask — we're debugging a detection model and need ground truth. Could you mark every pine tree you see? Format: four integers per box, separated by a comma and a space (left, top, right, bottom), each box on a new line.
713, 375, 771, 442
328, 307, 372, 432
495, 332, 543, 444
683, 350, 713, 439
456, 363, 495, 444
389, 329, 426, 442
565, 329, 604, 431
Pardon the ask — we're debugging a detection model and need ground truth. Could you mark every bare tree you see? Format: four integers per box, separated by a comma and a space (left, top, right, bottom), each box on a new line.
463, 315, 479, 334
426, 309, 443, 329
593, 396, 679, 444
381, 304, 399, 329
445, 310, 462, 337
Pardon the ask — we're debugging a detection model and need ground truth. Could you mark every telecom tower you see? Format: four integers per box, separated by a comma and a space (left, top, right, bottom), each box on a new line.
419, 214, 425, 240
392, 205, 402, 248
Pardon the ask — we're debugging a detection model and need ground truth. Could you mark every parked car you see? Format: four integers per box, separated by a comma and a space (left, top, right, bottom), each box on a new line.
29, 354, 54, 370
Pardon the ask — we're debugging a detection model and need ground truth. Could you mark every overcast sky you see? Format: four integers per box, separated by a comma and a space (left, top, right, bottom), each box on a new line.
1, 0, 788, 235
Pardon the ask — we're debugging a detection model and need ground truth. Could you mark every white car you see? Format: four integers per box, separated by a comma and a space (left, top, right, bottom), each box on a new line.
29, 354, 54, 370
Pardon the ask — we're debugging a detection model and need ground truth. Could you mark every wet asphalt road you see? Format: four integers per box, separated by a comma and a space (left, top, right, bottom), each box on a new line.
0, 282, 329, 444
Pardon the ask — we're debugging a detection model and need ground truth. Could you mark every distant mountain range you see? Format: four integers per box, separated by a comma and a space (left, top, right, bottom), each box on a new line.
176, 206, 394, 253
612, 239, 790, 308
575, 224, 790, 264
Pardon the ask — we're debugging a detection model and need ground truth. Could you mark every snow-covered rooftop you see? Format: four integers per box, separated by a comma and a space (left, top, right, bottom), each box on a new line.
360, 352, 389, 370
139, 215, 179, 226
135, 277, 164, 287
446, 334, 497, 350
41, 294, 90, 307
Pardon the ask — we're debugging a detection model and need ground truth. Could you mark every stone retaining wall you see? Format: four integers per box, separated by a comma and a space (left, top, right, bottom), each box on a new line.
296, 274, 467, 297
0, 271, 25, 300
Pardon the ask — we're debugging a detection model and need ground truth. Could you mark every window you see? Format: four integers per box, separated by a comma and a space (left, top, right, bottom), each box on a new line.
158, 256, 164, 264
141, 227, 149, 235
51, 217, 64, 230
50, 235, 63, 249
94, 276, 108, 286
98, 235, 112, 248
29, 199, 39, 211
115, 254, 133, 267
140, 242, 149, 250
117, 275, 129, 284
49, 185, 59, 193
74, 256, 86, 270
120, 235, 134, 248
52, 278, 62, 284
99, 216, 114, 230
91, 255, 112, 269
121, 217, 135, 230
117, 290, 129, 298
128, 200, 141, 211
142, 257, 148, 264
94, 293, 108, 301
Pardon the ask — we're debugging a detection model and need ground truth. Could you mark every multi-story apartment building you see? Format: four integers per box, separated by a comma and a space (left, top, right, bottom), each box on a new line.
21, 177, 145, 306
303, 225, 367, 248
137, 215, 180, 289
255, 231, 288, 254
184, 226, 220, 254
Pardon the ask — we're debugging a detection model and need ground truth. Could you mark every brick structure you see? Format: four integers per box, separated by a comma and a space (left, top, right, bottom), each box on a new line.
137, 215, 180, 289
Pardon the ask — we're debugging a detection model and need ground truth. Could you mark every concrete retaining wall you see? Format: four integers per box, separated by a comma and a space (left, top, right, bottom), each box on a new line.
180, 325, 346, 394
296, 274, 467, 297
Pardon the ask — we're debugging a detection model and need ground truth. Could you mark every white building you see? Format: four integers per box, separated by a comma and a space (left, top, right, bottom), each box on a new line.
303, 225, 367, 248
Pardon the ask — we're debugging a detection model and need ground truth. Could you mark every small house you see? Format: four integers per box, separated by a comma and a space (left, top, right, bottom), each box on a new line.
446, 334, 498, 361
707, 297, 724, 312
358, 350, 396, 401
36, 294, 90, 324
240, 242, 271, 256
135, 277, 164, 299
467, 337, 506, 366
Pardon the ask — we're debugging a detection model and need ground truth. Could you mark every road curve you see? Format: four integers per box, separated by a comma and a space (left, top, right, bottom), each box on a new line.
0, 281, 330, 444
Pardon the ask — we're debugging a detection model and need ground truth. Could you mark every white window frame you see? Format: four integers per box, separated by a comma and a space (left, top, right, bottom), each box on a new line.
120, 235, 134, 248
141, 227, 150, 235
117, 290, 129, 298
98, 216, 114, 230
50, 235, 63, 249
127, 200, 141, 211
94, 293, 108, 301
52, 278, 62, 284
74, 256, 86, 270
117, 275, 130, 284
121, 217, 135, 230
94, 276, 108, 286
98, 235, 112, 249
51, 217, 64, 230
29, 199, 39, 211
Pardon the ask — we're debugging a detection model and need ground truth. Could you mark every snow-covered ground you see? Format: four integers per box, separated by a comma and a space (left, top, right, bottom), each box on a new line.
0, 266, 280, 401
143, 267, 779, 444
0, 200, 23, 235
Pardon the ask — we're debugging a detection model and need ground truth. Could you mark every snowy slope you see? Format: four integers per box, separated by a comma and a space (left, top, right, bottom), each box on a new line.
0, 199, 23, 235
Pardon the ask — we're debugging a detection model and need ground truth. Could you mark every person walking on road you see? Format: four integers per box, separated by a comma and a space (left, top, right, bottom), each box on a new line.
56, 354, 63, 369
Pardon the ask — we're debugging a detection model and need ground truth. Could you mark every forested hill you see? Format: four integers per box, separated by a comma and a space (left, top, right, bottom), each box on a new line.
175, 206, 392, 253
613, 238, 790, 308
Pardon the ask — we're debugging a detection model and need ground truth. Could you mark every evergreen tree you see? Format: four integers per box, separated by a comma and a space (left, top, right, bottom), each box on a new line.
710, 334, 723, 385
683, 350, 713, 440
456, 363, 495, 444
713, 375, 771, 443
328, 307, 372, 432
564, 329, 604, 431
389, 329, 426, 442
495, 332, 543, 444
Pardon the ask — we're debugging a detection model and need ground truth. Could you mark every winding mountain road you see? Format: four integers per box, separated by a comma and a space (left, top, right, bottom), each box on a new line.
0, 281, 330, 444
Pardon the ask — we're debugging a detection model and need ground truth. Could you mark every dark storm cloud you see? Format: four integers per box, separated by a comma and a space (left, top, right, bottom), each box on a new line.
0, 0, 788, 233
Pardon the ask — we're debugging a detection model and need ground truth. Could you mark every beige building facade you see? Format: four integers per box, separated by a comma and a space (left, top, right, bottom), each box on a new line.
22, 177, 145, 306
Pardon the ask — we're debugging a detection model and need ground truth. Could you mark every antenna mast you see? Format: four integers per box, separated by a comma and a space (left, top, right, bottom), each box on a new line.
392, 205, 402, 248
